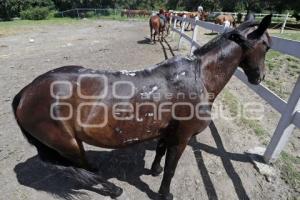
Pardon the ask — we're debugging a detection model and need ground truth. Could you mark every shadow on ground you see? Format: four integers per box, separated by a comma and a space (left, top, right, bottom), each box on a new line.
14, 122, 261, 200
137, 37, 152, 44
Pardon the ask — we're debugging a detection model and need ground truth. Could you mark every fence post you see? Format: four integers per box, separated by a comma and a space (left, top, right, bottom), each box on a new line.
264, 76, 300, 163
172, 17, 177, 40
76, 9, 80, 19
190, 17, 199, 55
178, 16, 186, 50
281, 12, 289, 34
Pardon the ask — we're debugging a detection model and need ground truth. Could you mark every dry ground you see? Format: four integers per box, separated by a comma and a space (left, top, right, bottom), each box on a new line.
0, 19, 299, 200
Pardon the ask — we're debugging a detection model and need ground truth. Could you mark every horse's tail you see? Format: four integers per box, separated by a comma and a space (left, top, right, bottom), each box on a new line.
12, 89, 110, 188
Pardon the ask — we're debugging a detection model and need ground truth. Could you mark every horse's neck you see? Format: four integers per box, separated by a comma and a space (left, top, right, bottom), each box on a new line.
200, 43, 243, 101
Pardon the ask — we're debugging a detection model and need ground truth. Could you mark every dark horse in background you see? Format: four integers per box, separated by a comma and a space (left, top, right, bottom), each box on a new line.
13, 15, 272, 200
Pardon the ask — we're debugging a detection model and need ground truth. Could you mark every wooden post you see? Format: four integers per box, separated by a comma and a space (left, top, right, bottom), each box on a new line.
190, 17, 199, 55
264, 75, 300, 163
178, 15, 186, 50
281, 13, 289, 34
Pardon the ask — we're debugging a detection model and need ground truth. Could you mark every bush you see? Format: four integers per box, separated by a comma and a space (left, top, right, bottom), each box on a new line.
20, 7, 50, 20
85, 11, 96, 18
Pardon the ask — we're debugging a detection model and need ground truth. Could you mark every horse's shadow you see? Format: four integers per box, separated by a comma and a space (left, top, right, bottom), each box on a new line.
137, 37, 153, 45
14, 141, 160, 200
14, 122, 260, 200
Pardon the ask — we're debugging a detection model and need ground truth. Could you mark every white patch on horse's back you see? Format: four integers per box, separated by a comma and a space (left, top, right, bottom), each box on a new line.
120, 70, 136, 77
180, 71, 186, 76
145, 113, 154, 117
124, 138, 139, 144
78, 68, 86, 72
149, 86, 159, 94
137, 117, 143, 122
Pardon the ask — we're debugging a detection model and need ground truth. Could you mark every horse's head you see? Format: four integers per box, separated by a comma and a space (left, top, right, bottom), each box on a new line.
225, 15, 272, 85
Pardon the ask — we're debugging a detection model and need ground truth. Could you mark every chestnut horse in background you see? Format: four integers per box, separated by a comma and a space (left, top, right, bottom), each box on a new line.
13, 15, 272, 200
215, 14, 236, 27
149, 14, 169, 42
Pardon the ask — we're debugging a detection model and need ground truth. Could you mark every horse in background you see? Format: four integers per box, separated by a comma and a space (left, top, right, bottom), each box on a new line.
149, 10, 170, 42
174, 11, 209, 31
199, 11, 209, 21
215, 14, 236, 27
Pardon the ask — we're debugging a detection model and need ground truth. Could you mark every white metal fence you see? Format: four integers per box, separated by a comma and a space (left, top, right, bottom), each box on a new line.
171, 15, 300, 163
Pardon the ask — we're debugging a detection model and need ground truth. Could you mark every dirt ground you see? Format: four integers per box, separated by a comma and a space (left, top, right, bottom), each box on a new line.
0, 19, 299, 200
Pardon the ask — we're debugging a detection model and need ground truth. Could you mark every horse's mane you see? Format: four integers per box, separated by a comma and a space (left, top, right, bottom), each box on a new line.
193, 21, 258, 57
193, 34, 227, 57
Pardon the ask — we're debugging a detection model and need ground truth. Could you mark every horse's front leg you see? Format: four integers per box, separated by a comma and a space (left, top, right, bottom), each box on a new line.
151, 138, 167, 176
158, 137, 189, 200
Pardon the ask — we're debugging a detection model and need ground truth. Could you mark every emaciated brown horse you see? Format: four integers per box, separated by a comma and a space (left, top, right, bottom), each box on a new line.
13, 15, 272, 200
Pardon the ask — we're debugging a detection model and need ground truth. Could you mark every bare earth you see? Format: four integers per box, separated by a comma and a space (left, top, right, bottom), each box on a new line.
0, 19, 299, 200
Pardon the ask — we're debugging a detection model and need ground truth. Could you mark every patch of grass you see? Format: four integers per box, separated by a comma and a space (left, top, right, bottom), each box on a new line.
266, 50, 282, 71
241, 118, 268, 137
270, 29, 300, 41
0, 15, 148, 37
277, 151, 300, 191
222, 90, 268, 138
0, 18, 81, 37
223, 89, 239, 115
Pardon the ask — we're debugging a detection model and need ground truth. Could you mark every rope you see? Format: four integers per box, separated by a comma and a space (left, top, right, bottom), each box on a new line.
270, 23, 282, 29
284, 26, 300, 31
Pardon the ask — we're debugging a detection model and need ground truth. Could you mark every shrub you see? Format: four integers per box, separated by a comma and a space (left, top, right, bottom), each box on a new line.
85, 11, 96, 18
20, 7, 50, 20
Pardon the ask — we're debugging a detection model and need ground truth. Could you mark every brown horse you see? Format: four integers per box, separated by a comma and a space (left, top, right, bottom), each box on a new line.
13, 15, 272, 200
199, 11, 209, 21
215, 14, 236, 27
149, 15, 169, 42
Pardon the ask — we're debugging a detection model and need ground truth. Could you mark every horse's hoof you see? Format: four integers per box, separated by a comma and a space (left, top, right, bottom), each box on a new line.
151, 165, 163, 176
159, 192, 173, 200
110, 187, 123, 198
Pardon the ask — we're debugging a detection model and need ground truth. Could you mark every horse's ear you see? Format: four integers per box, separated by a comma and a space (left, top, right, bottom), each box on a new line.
247, 14, 272, 39
224, 30, 252, 49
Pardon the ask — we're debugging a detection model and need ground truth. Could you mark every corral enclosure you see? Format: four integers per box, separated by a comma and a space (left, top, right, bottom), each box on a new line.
0, 18, 299, 200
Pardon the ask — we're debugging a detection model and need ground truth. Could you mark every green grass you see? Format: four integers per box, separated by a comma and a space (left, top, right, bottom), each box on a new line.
222, 90, 300, 192
277, 151, 300, 191
266, 50, 282, 71
222, 90, 268, 139
270, 30, 300, 41
264, 48, 300, 99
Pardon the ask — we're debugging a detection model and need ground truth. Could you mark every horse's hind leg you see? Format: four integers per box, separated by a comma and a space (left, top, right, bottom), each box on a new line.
151, 138, 166, 176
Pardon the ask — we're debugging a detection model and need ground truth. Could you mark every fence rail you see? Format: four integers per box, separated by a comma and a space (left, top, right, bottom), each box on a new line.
171, 15, 300, 163
211, 11, 290, 19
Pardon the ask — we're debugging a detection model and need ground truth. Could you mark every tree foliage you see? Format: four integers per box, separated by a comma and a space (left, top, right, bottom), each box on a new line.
0, 0, 299, 21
